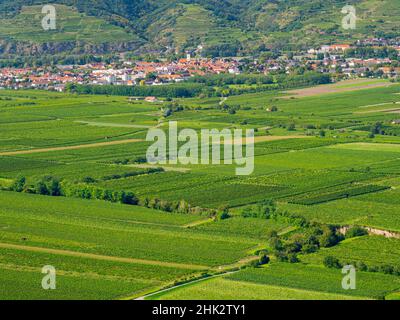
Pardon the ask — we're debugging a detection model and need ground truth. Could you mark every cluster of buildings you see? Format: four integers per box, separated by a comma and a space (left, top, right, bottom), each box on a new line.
256, 39, 400, 78
2, 38, 400, 91
0, 66, 85, 91
0, 56, 240, 91
306, 55, 398, 78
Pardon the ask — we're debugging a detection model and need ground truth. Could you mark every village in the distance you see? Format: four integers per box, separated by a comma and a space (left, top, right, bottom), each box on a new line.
1, 37, 400, 92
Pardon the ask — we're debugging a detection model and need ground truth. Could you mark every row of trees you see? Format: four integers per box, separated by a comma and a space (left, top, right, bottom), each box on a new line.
189, 74, 274, 86
211, 73, 331, 97
241, 201, 309, 227
11, 175, 62, 196
275, 72, 331, 87
67, 83, 205, 98
9, 175, 227, 218
368, 121, 400, 138
344, 47, 399, 60
101, 168, 164, 182
324, 256, 400, 277
241, 200, 276, 219
62, 181, 138, 205
10, 175, 138, 205
139, 197, 229, 219
269, 224, 345, 264
241, 201, 347, 263
201, 43, 242, 58
0, 54, 107, 68
190, 72, 330, 89
248, 202, 377, 269
68, 72, 330, 99
216, 71, 332, 96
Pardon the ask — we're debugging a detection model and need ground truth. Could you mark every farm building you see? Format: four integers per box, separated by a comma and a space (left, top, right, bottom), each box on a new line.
144, 96, 159, 103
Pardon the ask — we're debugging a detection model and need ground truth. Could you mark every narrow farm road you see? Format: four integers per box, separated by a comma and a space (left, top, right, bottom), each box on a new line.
0, 242, 207, 270
131, 255, 260, 300
133, 271, 239, 300
74, 120, 152, 128
0, 138, 143, 156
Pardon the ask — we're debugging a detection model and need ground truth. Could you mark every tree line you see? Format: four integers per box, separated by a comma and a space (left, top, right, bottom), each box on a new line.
10, 175, 138, 205
0, 54, 108, 68
8, 175, 226, 219
241, 201, 345, 263
189, 74, 274, 86
69, 72, 331, 99
344, 47, 399, 60
189, 72, 330, 88
67, 82, 205, 98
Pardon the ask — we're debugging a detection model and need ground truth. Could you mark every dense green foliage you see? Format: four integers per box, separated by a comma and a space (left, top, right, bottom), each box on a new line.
1, 1, 400, 56
68, 83, 205, 98
303, 236, 400, 276
68, 72, 331, 98
288, 184, 389, 205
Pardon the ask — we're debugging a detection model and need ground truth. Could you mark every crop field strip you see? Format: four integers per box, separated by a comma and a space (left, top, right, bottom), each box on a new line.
0, 192, 258, 267
302, 236, 400, 267
0, 247, 195, 300
147, 278, 365, 300
150, 263, 400, 300
0, 138, 144, 156
0, 243, 207, 270
1, 84, 400, 299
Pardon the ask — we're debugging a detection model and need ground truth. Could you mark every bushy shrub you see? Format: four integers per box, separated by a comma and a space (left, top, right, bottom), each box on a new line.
258, 254, 270, 266
380, 265, 394, 275
82, 176, 96, 183
356, 261, 368, 272
241, 200, 276, 219
218, 211, 230, 220
10, 175, 26, 192
288, 253, 299, 263
318, 226, 344, 248
34, 176, 61, 196
346, 226, 368, 239
323, 256, 342, 269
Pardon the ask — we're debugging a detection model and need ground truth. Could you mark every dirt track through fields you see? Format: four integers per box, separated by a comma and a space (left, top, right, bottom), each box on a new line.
225, 135, 310, 145
0, 243, 208, 270
282, 79, 396, 99
75, 121, 152, 128
133, 271, 239, 300
0, 138, 143, 156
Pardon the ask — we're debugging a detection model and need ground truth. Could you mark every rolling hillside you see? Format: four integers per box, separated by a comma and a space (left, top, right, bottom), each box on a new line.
0, 4, 142, 55
0, 0, 400, 56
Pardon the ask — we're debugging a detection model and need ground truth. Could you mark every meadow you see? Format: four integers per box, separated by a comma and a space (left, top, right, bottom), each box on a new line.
301, 236, 400, 268
0, 192, 257, 267
150, 263, 400, 300
1, 82, 400, 299
147, 278, 363, 300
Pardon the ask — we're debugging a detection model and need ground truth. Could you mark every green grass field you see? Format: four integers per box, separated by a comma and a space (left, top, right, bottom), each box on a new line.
148, 278, 364, 300
302, 236, 400, 268
150, 263, 400, 300
1, 82, 400, 299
